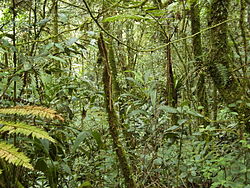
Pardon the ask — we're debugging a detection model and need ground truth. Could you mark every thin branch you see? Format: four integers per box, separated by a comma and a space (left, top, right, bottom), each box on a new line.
81, 0, 139, 51
19, 0, 236, 54
16, 27, 79, 46
59, 0, 86, 10
81, 0, 236, 52
147, 18, 236, 53
114, 0, 149, 9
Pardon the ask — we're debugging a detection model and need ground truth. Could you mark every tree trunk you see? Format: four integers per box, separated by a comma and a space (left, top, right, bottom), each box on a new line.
98, 33, 137, 188
208, 0, 250, 132
52, 0, 60, 74
190, 0, 209, 126
165, 38, 178, 125
152, 0, 178, 125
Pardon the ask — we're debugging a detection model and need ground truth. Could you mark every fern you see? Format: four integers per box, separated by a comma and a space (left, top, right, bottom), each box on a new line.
215, 64, 229, 87
0, 105, 63, 171
0, 142, 33, 170
0, 120, 55, 142
0, 106, 64, 121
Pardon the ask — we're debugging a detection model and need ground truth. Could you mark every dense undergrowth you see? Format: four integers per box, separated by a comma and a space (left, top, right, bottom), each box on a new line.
0, 0, 249, 187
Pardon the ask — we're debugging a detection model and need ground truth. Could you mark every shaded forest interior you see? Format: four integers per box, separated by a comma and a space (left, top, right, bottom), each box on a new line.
0, 0, 249, 187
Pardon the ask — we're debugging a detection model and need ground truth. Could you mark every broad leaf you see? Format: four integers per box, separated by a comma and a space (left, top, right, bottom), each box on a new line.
37, 18, 51, 26
48, 55, 67, 64
159, 105, 178, 113
166, 125, 179, 131
129, 109, 148, 117
66, 38, 78, 46
91, 130, 104, 149
72, 131, 89, 153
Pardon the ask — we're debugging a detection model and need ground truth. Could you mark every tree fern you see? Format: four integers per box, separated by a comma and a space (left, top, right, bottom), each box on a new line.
0, 142, 33, 170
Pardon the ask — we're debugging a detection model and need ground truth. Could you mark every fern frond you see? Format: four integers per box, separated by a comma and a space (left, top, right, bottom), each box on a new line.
0, 106, 64, 121
0, 142, 33, 170
0, 121, 56, 143
215, 64, 229, 87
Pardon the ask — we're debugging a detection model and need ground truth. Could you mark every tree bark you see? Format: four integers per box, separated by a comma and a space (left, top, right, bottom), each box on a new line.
208, 0, 250, 132
98, 33, 137, 188
190, 0, 209, 126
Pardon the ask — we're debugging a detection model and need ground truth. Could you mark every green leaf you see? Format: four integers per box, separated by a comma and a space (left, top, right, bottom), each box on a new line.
35, 158, 48, 172
228, 103, 236, 107
44, 42, 54, 50
186, 109, 203, 117
150, 90, 157, 109
72, 131, 89, 153
166, 125, 179, 131
12, 75, 21, 82
55, 43, 64, 51
129, 109, 148, 117
126, 77, 143, 88
153, 158, 163, 165
159, 105, 178, 113
48, 55, 67, 64
178, 119, 187, 125
23, 62, 32, 71
61, 162, 71, 174
103, 14, 146, 22
66, 38, 78, 46
91, 130, 104, 149
78, 181, 92, 188
168, 2, 179, 12
37, 18, 51, 26
0, 47, 8, 53
145, 9, 165, 17
59, 13, 68, 23
16, 180, 25, 188
39, 139, 50, 156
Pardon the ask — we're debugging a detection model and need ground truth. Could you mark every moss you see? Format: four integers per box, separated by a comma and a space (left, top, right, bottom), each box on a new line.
208, 0, 250, 132
99, 33, 137, 188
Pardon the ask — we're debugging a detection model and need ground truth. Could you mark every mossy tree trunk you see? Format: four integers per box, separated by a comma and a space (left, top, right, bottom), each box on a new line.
101, 1, 138, 175
52, 0, 60, 75
208, 0, 250, 132
165, 38, 178, 125
98, 33, 137, 188
190, 0, 209, 126
152, 0, 178, 125
12, 0, 18, 186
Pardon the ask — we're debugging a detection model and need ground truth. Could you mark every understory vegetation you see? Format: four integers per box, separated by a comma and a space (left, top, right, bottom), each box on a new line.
0, 0, 249, 187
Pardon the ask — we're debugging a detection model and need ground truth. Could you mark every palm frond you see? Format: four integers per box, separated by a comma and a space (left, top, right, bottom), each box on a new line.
0, 106, 64, 121
0, 142, 33, 170
0, 120, 56, 143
